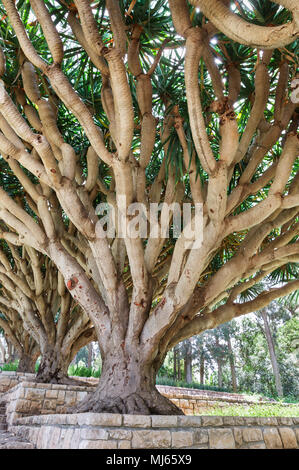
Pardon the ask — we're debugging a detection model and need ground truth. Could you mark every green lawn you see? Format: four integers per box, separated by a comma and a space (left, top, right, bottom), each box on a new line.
196, 404, 299, 417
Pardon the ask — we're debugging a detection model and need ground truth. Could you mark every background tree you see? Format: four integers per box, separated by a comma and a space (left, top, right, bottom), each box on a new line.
0, 0, 297, 414
0, 238, 96, 382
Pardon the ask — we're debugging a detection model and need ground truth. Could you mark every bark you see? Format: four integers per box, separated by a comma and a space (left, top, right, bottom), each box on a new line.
7, 341, 17, 363
71, 348, 183, 415
217, 359, 223, 388
0, 340, 5, 363
173, 346, 177, 380
199, 353, 205, 385
17, 353, 36, 373
184, 340, 192, 383
36, 346, 70, 384
177, 348, 182, 381
261, 309, 284, 397
227, 335, 238, 393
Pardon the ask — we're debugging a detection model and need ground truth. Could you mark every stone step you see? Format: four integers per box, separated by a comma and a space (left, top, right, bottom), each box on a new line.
0, 415, 6, 423
0, 438, 35, 449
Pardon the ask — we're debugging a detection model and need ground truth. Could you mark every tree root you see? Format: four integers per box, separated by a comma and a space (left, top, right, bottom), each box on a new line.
68, 388, 184, 415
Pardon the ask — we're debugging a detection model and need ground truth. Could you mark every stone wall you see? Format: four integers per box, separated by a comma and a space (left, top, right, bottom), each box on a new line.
1, 373, 296, 421
0, 371, 36, 394
9, 413, 299, 449
4, 381, 96, 425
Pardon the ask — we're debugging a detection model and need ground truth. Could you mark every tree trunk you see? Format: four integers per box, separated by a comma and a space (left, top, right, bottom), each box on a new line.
7, 341, 17, 363
17, 353, 36, 373
184, 340, 192, 383
200, 353, 205, 385
173, 347, 177, 380
71, 349, 184, 415
0, 340, 5, 363
217, 359, 223, 388
261, 309, 283, 397
36, 346, 70, 384
227, 335, 238, 393
177, 348, 181, 381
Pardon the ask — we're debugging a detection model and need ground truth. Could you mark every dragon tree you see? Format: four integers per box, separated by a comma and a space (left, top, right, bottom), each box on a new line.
0, 235, 96, 381
0, 0, 298, 414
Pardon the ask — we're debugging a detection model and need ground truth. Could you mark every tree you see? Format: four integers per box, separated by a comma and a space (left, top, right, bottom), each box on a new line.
260, 307, 283, 396
0, 240, 96, 381
0, 0, 298, 414
183, 339, 193, 383
222, 322, 238, 392
0, 312, 39, 373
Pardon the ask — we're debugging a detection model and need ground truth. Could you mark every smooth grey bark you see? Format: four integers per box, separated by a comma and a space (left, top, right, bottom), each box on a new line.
261, 309, 283, 397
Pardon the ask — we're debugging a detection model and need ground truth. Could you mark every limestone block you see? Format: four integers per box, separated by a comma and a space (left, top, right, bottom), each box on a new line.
45, 390, 58, 399
47, 427, 62, 449
171, 431, 193, 448
202, 416, 224, 427
77, 413, 122, 427
36, 426, 52, 449
223, 417, 236, 426
247, 442, 266, 449
29, 400, 43, 412
209, 429, 236, 449
230, 417, 244, 426
36, 383, 52, 389
151, 415, 178, 427
244, 417, 259, 426
123, 414, 151, 428
70, 429, 81, 449
278, 418, 294, 426
177, 416, 202, 427
80, 428, 108, 440
79, 440, 118, 449
242, 428, 263, 443
57, 390, 66, 404
263, 428, 283, 449
132, 430, 171, 449
62, 428, 75, 449
65, 414, 78, 425
193, 429, 209, 445
77, 391, 88, 401
118, 440, 132, 449
278, 428, 297, 449
15, 399, 32, 413
24, 388, 45, 401
179, 399, 190, 409
43, 400, 57, 411
258, 417, 278, 426
233, 428, 243, 447
109, 430, 132, 440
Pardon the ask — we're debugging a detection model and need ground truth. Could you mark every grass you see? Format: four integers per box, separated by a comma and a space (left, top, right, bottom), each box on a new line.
68, 364, 101, 378
0, 361, 18, 371
196, 403, 299, 417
